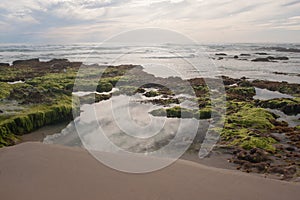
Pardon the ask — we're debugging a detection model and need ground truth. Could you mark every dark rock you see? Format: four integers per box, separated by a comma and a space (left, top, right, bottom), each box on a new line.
267, 56, 275, 60
12, 58, 40, 65
215, 53, 227, 56
274, 56, 289, 60
267, 56, 289, 61
136, 88, 146, 93
252, 162, 269, 172
218, 57, 224, 60
255, 52, 268, 55
240, 54, 251, 56
269, 166, 285, 174
286, 146, 296, 152
251, 57, 271, 62
284, 166, 297, 178
0, 110, 3, 113
251, 79, 300, 96
48, 58, 69, 63
0, 63, 9, 67
235, 148, 269, 163
234, 55, 239, 59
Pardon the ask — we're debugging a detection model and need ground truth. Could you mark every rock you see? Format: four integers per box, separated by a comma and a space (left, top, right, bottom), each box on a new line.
269, 166, 285, 174
255, 52, 268, 55
267, 56, 275, 60
286, 146, 296, 152
218, 57, 224, 60
215, 53, 227, 56
284, 166, 297, 178
144, 90, 160, 97
48, 58, 69, 63
251, 58, 272, 62
258, 98, 300, 116
251, 79, 300, 96
0, 63, 9, 67
235, 148, 269, 163
234, 55, 239, 59
274, 56, 289, 60
252, 162, 268, 172
12, 58, 40, 65
267, 56, 289, 61
240, 54, 251, 56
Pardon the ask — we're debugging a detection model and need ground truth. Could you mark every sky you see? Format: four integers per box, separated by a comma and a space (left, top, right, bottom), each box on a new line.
0, 0, 300, 44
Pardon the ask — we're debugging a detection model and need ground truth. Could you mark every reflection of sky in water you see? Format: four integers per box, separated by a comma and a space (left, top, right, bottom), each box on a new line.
44, 95, 209, 155
253, 87, 294, 100
267, 109, 300, 128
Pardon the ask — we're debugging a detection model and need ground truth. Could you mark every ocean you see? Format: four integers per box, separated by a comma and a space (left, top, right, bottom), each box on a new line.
1, 43, 300, 83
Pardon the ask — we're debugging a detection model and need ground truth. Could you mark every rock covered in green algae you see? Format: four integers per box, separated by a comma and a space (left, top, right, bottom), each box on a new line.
0, 59, 82, 146
258, 98, 300, 115
150, 106, 212, 120
0, 60, 142, 146
252, 80, 300, 97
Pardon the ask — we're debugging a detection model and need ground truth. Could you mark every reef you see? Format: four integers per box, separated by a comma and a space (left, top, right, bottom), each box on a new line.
1, 58, 300, 180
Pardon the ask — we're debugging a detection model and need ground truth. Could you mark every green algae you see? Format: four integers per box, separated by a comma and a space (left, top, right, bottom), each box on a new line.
219, 102, 278, 152
252, 79, 300, 97
231, 136, 277, 152
227, 104, 276, 130
144, 90, 160, 97
226, 86, 256, 100
258, 98, 300, 115
227, 87, 256, 96
96, 81, 113, 93
0, 68, 80, 146
0, 94, 77, 147
113, 86, 138, 96
150, 106, 212, 120
79, 93, 111, 104
0, 82, 13, 99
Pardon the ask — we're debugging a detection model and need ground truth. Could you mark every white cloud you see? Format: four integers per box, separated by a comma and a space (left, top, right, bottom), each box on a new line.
0, 0, 300, 43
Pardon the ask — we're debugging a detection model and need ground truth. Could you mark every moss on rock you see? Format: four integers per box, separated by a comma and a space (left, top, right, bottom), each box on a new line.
96, 81, 113, 93
150, 106, 212, 119
258, 98, 300, 115
0, 82, 13, 99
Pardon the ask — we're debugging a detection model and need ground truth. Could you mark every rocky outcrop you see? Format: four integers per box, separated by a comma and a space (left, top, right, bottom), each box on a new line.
255, 52, 268, 55
0, 63, 9, 67
251, 58, 272, 62
240, 54, 251, 56
267, 56, 289, 61
12, 58, 40, 66
215, 53, 227, 56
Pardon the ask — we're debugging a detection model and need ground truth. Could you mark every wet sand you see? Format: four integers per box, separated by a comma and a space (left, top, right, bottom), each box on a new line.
19, 122, 69, 143
0, 142, 299, 200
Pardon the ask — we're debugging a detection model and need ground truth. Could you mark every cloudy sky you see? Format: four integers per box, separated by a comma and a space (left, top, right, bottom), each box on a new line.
0, 0, 300, 44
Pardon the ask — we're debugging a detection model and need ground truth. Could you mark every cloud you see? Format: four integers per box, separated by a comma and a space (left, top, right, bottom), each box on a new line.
0, 0, 299, 43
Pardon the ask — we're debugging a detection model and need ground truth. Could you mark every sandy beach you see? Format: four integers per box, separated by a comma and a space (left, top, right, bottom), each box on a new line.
0, 142, 299, 200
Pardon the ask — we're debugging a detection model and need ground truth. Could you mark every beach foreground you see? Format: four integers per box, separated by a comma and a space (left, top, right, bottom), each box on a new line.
0, 142, 299, 200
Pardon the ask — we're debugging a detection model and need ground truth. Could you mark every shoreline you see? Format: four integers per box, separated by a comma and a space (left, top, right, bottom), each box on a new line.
19, 122, 69, 143
18, 125, 300, 183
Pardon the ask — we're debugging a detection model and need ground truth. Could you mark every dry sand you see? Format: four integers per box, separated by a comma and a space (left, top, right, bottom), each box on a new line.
0, 142, 299, 200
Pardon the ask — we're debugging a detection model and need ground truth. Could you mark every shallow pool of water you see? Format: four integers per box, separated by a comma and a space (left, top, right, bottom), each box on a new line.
253, 87, 294, 100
